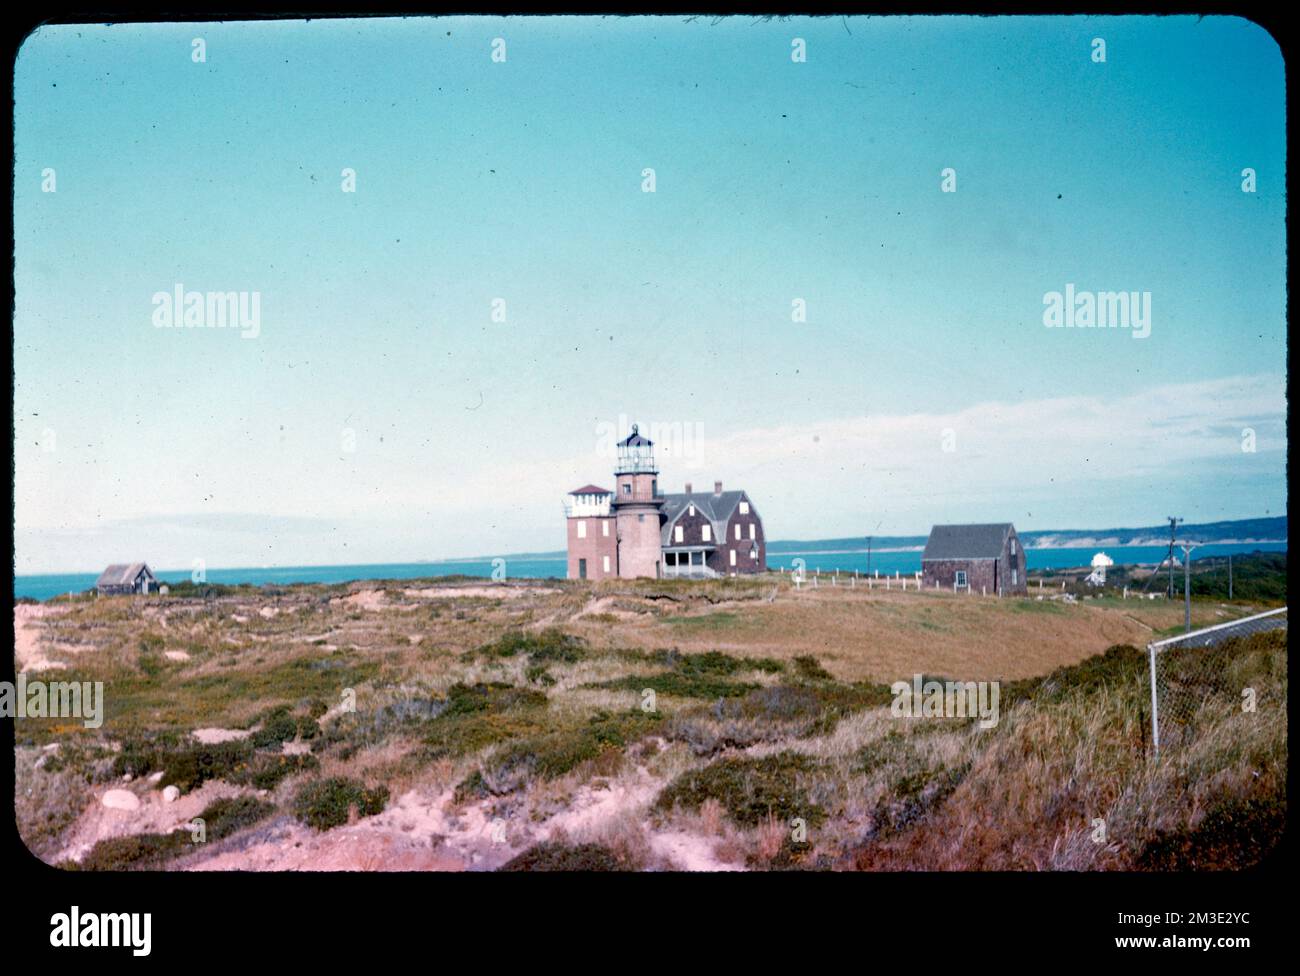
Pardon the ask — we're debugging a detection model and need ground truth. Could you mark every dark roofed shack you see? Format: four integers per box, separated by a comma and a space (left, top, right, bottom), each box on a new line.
921, 523, 1027, 596
96, 563, 158, 596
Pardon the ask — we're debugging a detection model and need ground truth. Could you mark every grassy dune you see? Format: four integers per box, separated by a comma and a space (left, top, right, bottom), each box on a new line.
12, 575, 1285, 871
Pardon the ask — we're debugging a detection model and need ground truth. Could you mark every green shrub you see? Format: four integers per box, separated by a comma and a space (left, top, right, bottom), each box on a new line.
498, 842, 632, 871
113, 737, 254, 793
251, 706, 300, 748
475, 629, 587, 663
68, 795, 275, 871
475, 709, 664, 795
1137, 791, 1286, 870
654, 752, 826, 828
792, 655, 834, 681
293, 777, 389, 831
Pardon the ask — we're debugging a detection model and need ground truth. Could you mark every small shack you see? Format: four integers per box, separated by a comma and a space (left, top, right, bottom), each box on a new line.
96, 563, 157, 596
921, 523, 1027, 596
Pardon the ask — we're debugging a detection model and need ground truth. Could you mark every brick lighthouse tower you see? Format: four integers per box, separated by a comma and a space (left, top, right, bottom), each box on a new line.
612, 424, 664, 578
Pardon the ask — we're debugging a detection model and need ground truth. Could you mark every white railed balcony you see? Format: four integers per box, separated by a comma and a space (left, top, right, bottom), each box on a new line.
564, 499, 612, 518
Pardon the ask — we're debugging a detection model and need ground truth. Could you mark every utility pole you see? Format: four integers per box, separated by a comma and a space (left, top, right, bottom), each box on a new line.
1179, 541, 1200, 632
866, 536, 872, 578
1165, 516, 1182, 599
1228, 554, 1233, 600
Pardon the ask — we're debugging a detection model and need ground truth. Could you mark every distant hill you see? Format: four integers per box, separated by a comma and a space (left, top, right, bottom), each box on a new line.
456, 516, 1286, 563
766, 516, 1287, 554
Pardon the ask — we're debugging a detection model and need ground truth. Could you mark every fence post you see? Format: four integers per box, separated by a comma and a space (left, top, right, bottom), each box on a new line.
1148, 643, 1161, 756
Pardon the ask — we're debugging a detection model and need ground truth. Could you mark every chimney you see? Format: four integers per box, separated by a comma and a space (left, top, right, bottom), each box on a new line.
714, 480, 723, 494
685, 482, 692, 494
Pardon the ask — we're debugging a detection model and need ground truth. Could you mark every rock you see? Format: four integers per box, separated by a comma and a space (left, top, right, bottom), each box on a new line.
164, 650, 191, 662
146, 771, 165, 785
162, 785, 180, 804
122, 773, 133, 783
102, 789, 140, 811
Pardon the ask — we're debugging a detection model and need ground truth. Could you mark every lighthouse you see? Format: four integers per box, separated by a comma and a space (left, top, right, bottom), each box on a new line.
612, 425, 665, 578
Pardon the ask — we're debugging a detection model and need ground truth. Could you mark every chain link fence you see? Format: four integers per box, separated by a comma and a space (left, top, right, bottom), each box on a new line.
1148, 607, 1287, 754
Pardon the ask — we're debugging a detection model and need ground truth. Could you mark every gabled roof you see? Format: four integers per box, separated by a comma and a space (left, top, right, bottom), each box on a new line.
922, 524, 1014, 561
568, 484, 612, 496
660, 490, 749, 547
96, 562, 153, 586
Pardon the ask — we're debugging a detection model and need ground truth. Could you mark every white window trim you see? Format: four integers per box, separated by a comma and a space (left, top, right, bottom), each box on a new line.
602, 521, 609, 537
739, 501, 750, 514
603, 555, 610, 573
576, 520, 586, 539
730, 549, 737, 566
702, 524, 711, 542
749, 524, 756, 540
675, 525, 684, 543
734, 524, 741, 540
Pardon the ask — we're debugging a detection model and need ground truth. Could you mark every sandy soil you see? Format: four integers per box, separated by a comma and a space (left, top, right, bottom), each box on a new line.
181, 757, 743, 872
403, 585, 558, 600
52, 779, 248, 865
14, 604, 67, 672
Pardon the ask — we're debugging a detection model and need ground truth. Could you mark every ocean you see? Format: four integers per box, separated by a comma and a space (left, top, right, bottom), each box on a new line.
13, 542, 1285, 602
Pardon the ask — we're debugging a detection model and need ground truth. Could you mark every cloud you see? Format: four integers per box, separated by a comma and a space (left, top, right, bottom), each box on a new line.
14, 375, 1285, 573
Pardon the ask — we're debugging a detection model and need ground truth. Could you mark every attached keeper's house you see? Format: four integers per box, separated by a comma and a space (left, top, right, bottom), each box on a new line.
564, 424, 766, 580
921, 523, 1026, 595
96, 563, 158, 596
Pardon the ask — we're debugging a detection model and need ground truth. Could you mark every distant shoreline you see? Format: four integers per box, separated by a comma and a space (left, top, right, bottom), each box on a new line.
774, 538, 1287, 556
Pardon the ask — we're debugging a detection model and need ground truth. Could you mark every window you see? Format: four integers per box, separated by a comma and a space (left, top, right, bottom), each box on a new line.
749, 524, 756, 540
638, 513, 645, 522
603, 555, 611, 573
734, 524, 741, 540
955, 570, 968, 588
675, 525, 684, 543
750, 546, 756, 559
602, 521, 609, 537
623, 484, 631, 495
702, 524, 711, 542
576, 520, 586, 539
688, 504, 694, 516
730, 549, 737, 566
1010, 538, 1017, 555
578, 559, 587, 580
1011, 568, 1018, 585
739, 501, 749, 514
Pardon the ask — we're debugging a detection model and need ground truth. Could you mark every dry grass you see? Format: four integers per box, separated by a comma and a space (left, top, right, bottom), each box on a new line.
15, 577, 1285, 871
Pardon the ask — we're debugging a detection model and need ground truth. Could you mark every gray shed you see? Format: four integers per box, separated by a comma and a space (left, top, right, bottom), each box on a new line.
96, 563, 157, 596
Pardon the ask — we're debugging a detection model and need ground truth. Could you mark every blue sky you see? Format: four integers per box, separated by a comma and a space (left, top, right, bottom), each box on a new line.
13, 15, 1287, 573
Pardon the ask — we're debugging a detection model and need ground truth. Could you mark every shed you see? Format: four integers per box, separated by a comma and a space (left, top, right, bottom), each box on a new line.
96, 563, 157, 596
921, 524, 1026, 595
